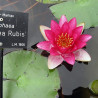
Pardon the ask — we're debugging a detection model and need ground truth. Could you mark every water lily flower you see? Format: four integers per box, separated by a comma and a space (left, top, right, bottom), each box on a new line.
37, 15, 92, 69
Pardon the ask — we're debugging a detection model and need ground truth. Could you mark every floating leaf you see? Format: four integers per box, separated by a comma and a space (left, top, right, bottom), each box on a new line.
36, 0, 68, 4
3, 50, 60, 98
50, 0, 98, 29
89, 80, 98, 95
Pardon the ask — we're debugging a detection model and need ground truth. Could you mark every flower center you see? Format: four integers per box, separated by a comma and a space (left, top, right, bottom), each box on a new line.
57, 33, 73, 48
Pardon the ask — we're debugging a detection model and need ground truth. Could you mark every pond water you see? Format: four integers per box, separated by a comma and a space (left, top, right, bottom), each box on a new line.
0, 0, 98, 97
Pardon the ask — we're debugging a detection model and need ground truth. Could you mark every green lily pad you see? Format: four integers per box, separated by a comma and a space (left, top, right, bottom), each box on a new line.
50, 0, 98, 29
3, 50, 60, 98
36, 0, 67, 4
89, 80, 98, 95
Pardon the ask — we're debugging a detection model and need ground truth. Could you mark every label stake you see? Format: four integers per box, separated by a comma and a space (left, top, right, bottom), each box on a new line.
0, 49, 3, 98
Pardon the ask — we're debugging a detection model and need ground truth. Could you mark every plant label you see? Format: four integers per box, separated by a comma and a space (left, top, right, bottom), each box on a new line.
0, 10, 28, 48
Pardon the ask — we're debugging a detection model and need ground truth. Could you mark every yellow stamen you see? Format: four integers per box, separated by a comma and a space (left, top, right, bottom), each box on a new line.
57, 33, 73, 48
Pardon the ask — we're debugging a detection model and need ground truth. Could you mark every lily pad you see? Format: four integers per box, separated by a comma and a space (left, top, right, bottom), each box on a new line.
3, 50, 60, 98
36, 0, 67, 4
89, 80, 98, 95
50, 0, 98, 29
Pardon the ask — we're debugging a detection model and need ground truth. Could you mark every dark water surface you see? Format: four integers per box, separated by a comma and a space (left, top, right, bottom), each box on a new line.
0, 0, 98, 98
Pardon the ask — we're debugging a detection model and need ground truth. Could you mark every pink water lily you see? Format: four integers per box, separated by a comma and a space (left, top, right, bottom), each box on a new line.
37, 15, 92, 69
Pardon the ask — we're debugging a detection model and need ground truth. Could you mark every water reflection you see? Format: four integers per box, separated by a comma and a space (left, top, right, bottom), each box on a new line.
62, 61, 73, 72
58, 87, 98, 98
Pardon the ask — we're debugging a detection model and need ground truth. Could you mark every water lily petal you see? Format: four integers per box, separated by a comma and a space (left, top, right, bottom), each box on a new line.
62, 53, 75, 65
77, 23, 85, 33
75, 40, 87, 49
50, 47, 61, 56
48, 55, 63, 69
74, 49, 91, 61
67, 29, 73, 36
37, 41, 51, 51
68, 44, 77, 53
45, 30, 54, 41
40, 25, 51, 40
59, 15, 67, 27
51, 20, 61, 36
57, 46, 69, 54
69, 17, 77, 30
61, 22, 68, 33
79, 34, 92, 42
72, 26, 83, 40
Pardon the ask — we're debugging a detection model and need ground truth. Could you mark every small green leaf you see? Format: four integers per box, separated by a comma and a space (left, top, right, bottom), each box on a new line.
3, 50, 60, 98
36, 0, 67, 4
50, 0, 98, 29
89, 80, 98, 95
